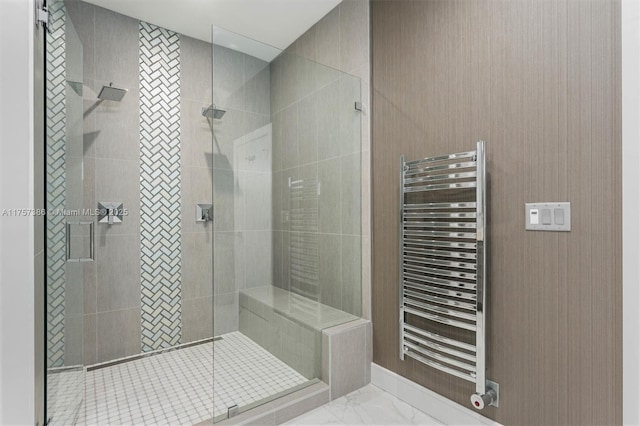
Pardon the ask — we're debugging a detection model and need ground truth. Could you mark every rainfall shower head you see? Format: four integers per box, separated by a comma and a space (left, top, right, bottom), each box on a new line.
97, 83, 127, 102
202, 105, 226, 119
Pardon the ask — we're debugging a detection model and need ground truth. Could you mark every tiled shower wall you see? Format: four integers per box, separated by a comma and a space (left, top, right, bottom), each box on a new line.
270, 0, 371, 318
138, 22, 184, 351
46, 0, 68, 368
64, 0, 269, 363
210, 45, 272, 336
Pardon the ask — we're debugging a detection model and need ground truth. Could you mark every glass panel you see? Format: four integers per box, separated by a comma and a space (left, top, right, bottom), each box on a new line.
211, 27, 362, 422
45, 2, 85, 424
47, 3, 220, 423
44, 3, 363, 423
47, 4, 218, 423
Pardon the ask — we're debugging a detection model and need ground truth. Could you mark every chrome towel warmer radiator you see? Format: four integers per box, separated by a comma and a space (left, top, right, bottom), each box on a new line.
399, 141, 498, 410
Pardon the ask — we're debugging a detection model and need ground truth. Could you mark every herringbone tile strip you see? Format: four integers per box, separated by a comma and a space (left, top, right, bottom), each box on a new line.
46, 0, 67, 368
139, 21, 183, 352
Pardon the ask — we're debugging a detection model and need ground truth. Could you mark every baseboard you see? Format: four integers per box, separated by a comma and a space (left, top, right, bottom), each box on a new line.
371, 363, 502, 426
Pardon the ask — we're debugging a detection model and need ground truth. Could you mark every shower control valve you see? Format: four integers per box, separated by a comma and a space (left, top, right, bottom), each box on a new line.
196, 204, 213, 223
98, 202, 124, 225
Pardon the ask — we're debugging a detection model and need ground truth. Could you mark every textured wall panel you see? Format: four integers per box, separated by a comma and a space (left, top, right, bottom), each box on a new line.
139, 21, 183, 351
371, 0, 622, 424
46, 0, 67, 368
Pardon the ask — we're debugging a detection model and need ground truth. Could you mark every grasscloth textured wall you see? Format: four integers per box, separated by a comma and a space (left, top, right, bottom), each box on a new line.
371, 0, 622, 424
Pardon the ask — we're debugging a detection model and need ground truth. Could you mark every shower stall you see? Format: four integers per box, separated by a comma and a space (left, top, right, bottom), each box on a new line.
44, 1, 363, 424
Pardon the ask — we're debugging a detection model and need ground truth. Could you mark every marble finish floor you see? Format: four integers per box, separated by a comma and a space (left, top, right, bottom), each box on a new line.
285, 385, 445, 425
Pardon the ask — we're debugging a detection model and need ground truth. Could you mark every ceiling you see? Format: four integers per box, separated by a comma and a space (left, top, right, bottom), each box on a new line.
83, 0, 342, 61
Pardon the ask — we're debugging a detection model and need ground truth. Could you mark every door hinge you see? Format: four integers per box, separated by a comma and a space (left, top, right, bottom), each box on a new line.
36, 1, 50, 31
227, 405, 239, 418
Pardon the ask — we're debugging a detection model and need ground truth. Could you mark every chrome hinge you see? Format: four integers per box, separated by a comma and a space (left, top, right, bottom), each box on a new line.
36, 1, 50, 31
227, 405, 239, 418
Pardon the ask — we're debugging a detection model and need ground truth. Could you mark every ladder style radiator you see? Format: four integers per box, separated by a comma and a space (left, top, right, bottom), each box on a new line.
288, 176, 320, 301
399, 141, 498, 410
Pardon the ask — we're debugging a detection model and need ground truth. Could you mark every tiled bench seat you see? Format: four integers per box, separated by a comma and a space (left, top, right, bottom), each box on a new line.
239, 286, 359, 380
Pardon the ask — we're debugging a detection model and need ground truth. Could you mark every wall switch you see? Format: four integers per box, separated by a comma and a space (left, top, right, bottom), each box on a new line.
525, 202, 571, 231
554, 208, 564, 225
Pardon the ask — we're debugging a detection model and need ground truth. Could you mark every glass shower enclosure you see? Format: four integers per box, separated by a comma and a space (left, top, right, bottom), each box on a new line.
43, 2, 362, 424
211, 27, 363, 421
45, 3, 86, 423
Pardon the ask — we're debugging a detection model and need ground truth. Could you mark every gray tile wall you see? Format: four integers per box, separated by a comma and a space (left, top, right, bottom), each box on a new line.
64, 1, 270, 362
211, 44, 271, 336
270, 0, 370, 318
180, 35, 214, 343
62, 0, 365, 365
65, 0, 146, 363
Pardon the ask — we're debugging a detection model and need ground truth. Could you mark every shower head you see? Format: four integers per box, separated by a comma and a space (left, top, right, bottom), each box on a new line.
97, 83, 127, 102
202, 105, 226, 119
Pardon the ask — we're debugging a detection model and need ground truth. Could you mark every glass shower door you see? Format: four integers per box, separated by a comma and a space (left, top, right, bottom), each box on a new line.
211, 25, 362, 422
45, 2, 87, 424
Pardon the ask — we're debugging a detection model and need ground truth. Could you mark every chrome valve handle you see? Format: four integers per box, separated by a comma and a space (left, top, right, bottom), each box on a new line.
470, 389, 497, 410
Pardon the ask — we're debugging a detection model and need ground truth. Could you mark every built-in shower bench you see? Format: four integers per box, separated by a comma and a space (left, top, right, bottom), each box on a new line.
239, 286, 372, 401
240, 286, 358, 332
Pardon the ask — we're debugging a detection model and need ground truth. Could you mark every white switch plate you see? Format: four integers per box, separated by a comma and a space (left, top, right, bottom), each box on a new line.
525, 202, 571, 231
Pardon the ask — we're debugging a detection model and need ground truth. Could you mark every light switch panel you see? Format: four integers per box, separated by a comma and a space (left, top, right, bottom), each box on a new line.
525, 202, 571, 231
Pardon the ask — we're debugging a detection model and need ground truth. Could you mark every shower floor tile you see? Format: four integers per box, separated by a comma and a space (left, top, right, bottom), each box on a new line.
82, 331, 308, 425
48, 368, 84, 426
84, 341, 213, 426
213, 332, 308, 418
